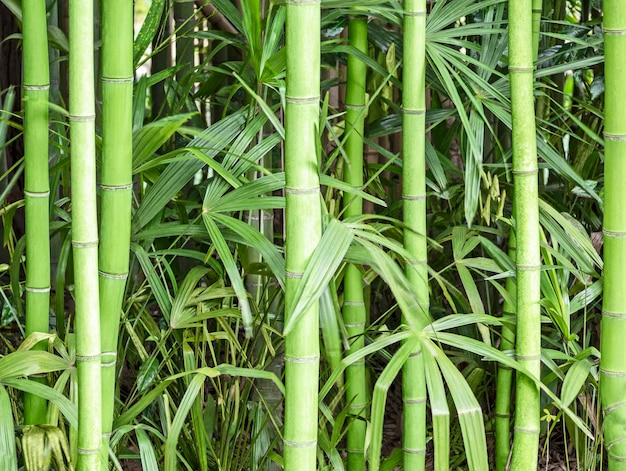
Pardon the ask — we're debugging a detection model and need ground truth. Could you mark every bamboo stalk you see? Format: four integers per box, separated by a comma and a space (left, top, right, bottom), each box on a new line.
22, 0, 51, 426
99, 0, 133, 466
283, 0, 321, 468
508, 0, 541, 469
69, 0, 102, 466
342, 15, 368, 471
402, 1, 428, 469
600, 1, 626, 468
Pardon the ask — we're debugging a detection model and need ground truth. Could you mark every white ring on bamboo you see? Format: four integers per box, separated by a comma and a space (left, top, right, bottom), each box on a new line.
344, 321, 366, 327
101, 77, 134, 83
508, 66, 534, 72
23, 85, 50, 91
284, 354, 319, 364
68, 114, 96, 122
513, 426, 540, 434
516, 264, 541, 271
402, 194, 426, 200
285, 270, 303, 279
24, 190, 50, 197
512, 168, 538, 175
76, 354, 101, 362
404, 10, 427, 16
285, 187, 319, 195
603, 229, 626, 238
600, 368, 626, 378
72, 240, 99, 248
284, 438, 317, 448
100, 183, 133, 191
603, 399, 626, 414
25, 286, 51, 293
343, 302, 365, 307
285, 95, 319, 104
604, 132, 626, 141
77, 448, 100, 455
403, 448, 427, 455
608, 453, 626, 463
346, 448, 365, 453
404, 398, 427, 404
602, 310, 626, 318
98, 270, 129, 280
603, 28, 626, 35
403, 108, 425, 115
345, 103, 366, 110
516, 353, 541, 361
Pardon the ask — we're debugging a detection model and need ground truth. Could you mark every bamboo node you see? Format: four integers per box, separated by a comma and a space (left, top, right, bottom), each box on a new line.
532, 8, 542, 12
602, 229, 626, 238
404, 10, 427, 16
515, 353, 540, 361
283, 0, 320, 5
512, 168, 538, 176
604, 132, 626, 141
346, 448, 365, 454
513, 426, 540, 434
508, 66, 534, 73
600, 368, 626, 378
603, 28, 626, 36
608, 452, 626, 463
402, 108, 426, 115
494, 413, 510, 418
285, 270, 304, 279
68, 114, 96, 122
99, 183, 133, 191
345, 103, 366, 110
23, 85, 50, 91
285, 95, 319, 104
25, 286, 51, 293
403, 398, 427, 405
285, 354, 319, 364
77, 447, 100, 455
72, 240, 99, 248
101, 77, 134, 83
343, 302, 365, 307
402, 447, 427, 455
402, 194, 426, 201
515, 264, 541, 271
99, 270, 129, 280
24, 190, 50, 198
284, 438, 317, 448
603, 399, 626, 415
285, 187, 319, 195
101, 432, 113, 438
602, 309, 626, 319
409, 349, 422, 358
76, 354, 101, 362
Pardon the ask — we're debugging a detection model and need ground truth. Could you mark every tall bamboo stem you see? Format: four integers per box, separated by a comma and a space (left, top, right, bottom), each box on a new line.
342, 16, 368, 471
99, 0, 133, 466
402, 1, 428, 469
22, 0, 51, 426
283, 0, 321, 469
508, 0, 541, 469
69, 0, 102, 467
600, 1, 626, 468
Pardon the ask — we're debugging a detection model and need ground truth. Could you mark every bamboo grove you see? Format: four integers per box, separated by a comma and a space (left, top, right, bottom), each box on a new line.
0, 0, 620, 469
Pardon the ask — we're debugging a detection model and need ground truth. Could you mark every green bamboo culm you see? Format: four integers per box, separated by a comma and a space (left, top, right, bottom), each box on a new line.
600, 1, 626, 468
99, 0, 133, 466
69, 0, 102, 467
22, 0, 51, 426
532, 0, 542, 61
402, 1, 428, 469
283, 0, 322, 469
174, 0, 195, 82
494, 232, 515, 471
342, 15, 368, 471
508, 0, 541, 469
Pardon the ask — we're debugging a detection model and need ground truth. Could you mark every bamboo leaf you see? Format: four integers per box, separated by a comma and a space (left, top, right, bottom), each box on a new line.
283, 219, 353, 336
0, 386, 17, 470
